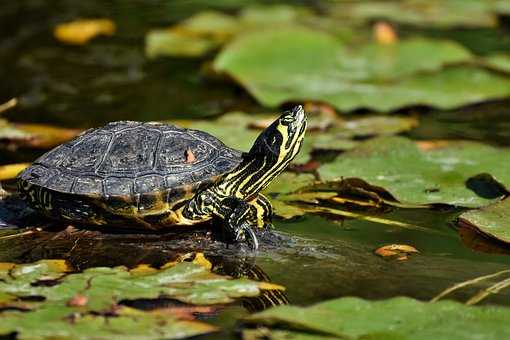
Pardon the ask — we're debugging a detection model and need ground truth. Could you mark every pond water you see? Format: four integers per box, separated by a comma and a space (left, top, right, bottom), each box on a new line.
3, 1, 510, 338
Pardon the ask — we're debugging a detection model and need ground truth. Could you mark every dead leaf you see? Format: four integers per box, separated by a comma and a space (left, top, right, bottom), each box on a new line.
67, 294, 88, 307
54, 18, 116, 45
374, 21, 397, 44
374, 244, 419, 259
185, 148, 196, 163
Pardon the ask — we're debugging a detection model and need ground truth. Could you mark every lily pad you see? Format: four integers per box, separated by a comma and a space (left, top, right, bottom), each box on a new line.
459, 198, 510, 244
330, 0, 498, 28
319, 136, 510, 207
246, 297, 510, 339
145, 6, 318, 58
484, 54, 510, 73
0, 260, 283, 338
214, 28, 510, 112
0, 305, 216, 340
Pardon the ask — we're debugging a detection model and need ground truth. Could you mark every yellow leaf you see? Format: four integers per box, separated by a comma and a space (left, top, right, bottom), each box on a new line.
0, 263, 15, 271
43, 259, 72, 273
130, 264, 158, 276
54, 18, 116, 45
0, 163, 30, 181
192, 253, 213, 270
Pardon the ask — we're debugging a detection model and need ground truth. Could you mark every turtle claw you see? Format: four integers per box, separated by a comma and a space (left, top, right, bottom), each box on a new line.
234, 224, 259, 251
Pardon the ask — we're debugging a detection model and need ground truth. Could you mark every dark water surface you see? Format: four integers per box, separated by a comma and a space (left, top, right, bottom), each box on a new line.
3, 1, 510, 338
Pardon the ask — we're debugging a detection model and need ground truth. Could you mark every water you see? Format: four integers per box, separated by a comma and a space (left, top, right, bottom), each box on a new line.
2, 0, 510, 338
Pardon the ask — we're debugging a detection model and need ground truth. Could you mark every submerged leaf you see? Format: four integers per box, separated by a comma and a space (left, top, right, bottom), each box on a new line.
246, 297, 510, 338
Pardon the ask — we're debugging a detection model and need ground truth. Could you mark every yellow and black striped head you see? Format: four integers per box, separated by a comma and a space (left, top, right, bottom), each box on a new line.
228, 105, 307, 199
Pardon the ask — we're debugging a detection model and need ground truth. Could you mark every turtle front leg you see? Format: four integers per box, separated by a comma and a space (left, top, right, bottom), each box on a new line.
225, 195, 273, 250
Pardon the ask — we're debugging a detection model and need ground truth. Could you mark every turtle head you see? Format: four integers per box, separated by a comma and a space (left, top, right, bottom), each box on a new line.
249, 105, 307, 163
225, 105, 307, 198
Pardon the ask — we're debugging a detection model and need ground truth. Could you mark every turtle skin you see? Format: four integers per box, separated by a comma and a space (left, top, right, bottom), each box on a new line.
18, 121, 243, 229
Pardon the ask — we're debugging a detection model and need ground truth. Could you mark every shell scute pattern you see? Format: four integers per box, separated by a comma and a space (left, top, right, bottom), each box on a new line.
98, 127, 160, 175
20, 121, 243, 206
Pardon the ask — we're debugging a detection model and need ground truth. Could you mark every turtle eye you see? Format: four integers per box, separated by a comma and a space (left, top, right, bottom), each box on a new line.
280, 116, 293, 126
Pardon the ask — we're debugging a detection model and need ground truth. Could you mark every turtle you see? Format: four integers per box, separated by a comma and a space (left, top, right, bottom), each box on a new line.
17, 106, 307, 249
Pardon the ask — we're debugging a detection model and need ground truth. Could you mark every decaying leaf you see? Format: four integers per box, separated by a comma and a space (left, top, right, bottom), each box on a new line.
185, 148, 197, 164
373, 21, 397, 44
54, 18, 116, 45
374, 244, 419, 260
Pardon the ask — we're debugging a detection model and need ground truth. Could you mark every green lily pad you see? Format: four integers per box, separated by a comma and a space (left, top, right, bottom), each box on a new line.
177, 112, 264, 152
246, 297, 510, 339
0, 260, 282, 308
0, 260, 282, 338
319, 136, 510, 207
330, 0, 498, 28
214, 28, 510, 112
146, 11, 237, 58
0, 305, 216, 340
145, 5, 314, 59
459, 198, 510, 244
484, 54, 510, 73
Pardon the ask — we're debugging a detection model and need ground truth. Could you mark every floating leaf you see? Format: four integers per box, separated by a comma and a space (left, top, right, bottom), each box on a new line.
0, 163, 30, 181
145, 6, 314, 58
54, 18, 116, 45
329, 0, 498, 28
0, 98, 17, 114
0, 260, 283, 309
374, 244, 419, 260
458, 198, 510, 244
0, 260, 283, 338
0, 305, 216, 340
319, 136, 510, 207
214, 28, 509, 112
484, 54, 510, 73
13, 123, 82, 149
0, 119, 32, 143
246, 297, 510, 338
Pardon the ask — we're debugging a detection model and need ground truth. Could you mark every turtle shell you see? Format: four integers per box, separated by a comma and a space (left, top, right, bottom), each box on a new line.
19, 121, 242, 218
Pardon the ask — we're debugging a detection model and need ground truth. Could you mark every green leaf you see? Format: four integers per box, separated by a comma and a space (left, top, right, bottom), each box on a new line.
484, 54, 510, 73
246, 297, 510, 339
318, 136, 510, 207
145, 11, 237, 58
459, 198, 510, 244
145, 6, 314, 59
0, 260, 283, 338
214, 28, 509, 112
330, 0, 498, 28
0, 306, 216, 340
